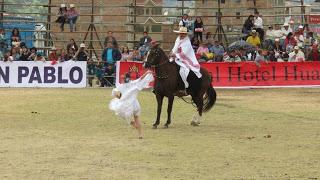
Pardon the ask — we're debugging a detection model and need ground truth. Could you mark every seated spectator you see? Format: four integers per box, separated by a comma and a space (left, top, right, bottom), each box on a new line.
288, 46, 305, 62
131, 46, 142, 61
104, 64, 115, 87
246, 30, 261, 47
209, 40, 225, 62
223, 50, 242, 62
48, 46, 58, 61
284, 32, 297, 51
101, 42, 122, 68
19, 46, 30, 61
55, 4, 68, 32
254, 49, 267, 67
273, 24, 283, 39
67, 38, 78, 52
121, 46, 132, 61
104, 31, 119, 49
295, 25, 305, 47
11, 28, 21, 46
67, 4, 79, 32
65, 48, 76, 61
265, 25, 274, 41
269, 38, 286, 62
3, 51, 13, 62
28, 47, 37, 61
95, 61, 104, 87
196, 41, 210, 62
139, 31, 152, 50
0, 28, 7, 53
73, 43, 88, 61
10, 47, 21, 61
34, 52, 46, 62
191, 36, 200, 52
139, 45, 147, 59
87, 59, 96, 87
307, 44, 320, 61
57, 49, 67, 62
281, 23, 292, 40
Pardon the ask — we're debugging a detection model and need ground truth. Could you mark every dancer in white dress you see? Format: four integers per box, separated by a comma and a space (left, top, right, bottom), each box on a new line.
109, 70, 154, 139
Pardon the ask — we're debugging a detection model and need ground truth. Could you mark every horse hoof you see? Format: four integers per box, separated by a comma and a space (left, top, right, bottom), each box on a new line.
152, 125, 158, 129
190, 121, 199, 126
164, 124, 169, 128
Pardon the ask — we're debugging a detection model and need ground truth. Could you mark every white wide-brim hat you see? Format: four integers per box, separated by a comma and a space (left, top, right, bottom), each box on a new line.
80, 43, 85, 48
173, 27, 188, 34
60, 4, 66, 8
70, 4, 75, 8
283, 23, 289, 26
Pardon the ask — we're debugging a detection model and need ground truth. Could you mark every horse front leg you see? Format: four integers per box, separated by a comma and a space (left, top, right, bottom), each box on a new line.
164, 96, 174, 128
153, 94, 164, 129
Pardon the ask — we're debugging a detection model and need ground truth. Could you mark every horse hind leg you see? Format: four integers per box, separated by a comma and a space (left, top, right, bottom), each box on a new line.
190, 95, 203, 126
164, 96, 174, 128
153, 94, 164, 129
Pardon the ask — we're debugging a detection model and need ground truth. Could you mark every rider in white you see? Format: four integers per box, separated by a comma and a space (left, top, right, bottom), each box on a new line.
170, 27, 202, 95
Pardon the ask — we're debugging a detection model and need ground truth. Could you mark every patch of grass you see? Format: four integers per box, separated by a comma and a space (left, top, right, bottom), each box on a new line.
0, 88, 319, 179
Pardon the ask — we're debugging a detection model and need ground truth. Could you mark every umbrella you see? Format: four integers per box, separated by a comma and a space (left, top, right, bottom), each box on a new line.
226, 40, 256, 53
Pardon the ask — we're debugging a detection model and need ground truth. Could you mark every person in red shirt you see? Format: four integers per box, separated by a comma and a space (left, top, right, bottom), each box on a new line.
307, 44, 320, 61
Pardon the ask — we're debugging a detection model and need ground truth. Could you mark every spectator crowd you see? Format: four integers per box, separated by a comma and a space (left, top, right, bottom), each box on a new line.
1, 10, 320, 87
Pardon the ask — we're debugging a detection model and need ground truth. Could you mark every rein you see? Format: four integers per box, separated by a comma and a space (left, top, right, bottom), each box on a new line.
150, 53, 170, 79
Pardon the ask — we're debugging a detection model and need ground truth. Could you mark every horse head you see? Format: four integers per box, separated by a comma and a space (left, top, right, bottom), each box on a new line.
143, 44, 166, 68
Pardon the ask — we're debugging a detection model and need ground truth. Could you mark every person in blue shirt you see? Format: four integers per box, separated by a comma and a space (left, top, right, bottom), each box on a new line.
209, 40, 225, 62
101, 42, 122, 70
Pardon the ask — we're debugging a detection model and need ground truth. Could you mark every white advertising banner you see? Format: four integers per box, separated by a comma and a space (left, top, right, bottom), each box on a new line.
0, 61, 87, 88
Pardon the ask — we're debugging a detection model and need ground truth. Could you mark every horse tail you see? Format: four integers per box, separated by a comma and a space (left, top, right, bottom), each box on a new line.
203, 84, 217, 112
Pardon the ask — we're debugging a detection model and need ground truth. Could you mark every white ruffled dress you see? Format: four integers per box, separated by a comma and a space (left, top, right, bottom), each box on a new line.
109, 73, 154, 123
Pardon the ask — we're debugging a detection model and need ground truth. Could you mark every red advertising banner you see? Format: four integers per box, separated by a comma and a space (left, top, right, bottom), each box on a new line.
116, 61, 320, 88
309, 15, 320, 24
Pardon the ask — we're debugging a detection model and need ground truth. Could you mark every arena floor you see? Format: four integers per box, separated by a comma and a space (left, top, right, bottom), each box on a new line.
0, 88, 319, 179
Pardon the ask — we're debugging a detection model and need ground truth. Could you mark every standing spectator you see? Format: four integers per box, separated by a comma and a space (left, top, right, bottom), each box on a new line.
121, 46, 132, 61
67, 39, 78, 52
242, 15, 254, 36
254, 11, 264, 41
194, 17, 204, 42
55, 4, 68, 32
101, 42, 122, 68
104, 64, 115, 87
209, 40, 225, 62
139, 31, 152, 50
10, 28, 21, 45
288, 46, 305, 62
246, 30, 261, 47
179, 14, 190, 29
67, 4, 79, 32
104, 31, 119, 49
11, 28, 21, 47
73, 43, 88, 61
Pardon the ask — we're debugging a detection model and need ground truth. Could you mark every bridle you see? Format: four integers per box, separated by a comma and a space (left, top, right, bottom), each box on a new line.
146, 48, 170, 79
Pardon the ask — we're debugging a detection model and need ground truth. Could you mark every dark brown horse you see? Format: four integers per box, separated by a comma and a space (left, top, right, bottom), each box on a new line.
144, 44, 216, 128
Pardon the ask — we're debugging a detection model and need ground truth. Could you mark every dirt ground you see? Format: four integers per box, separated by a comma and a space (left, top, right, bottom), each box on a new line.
0, 88, 319, 179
